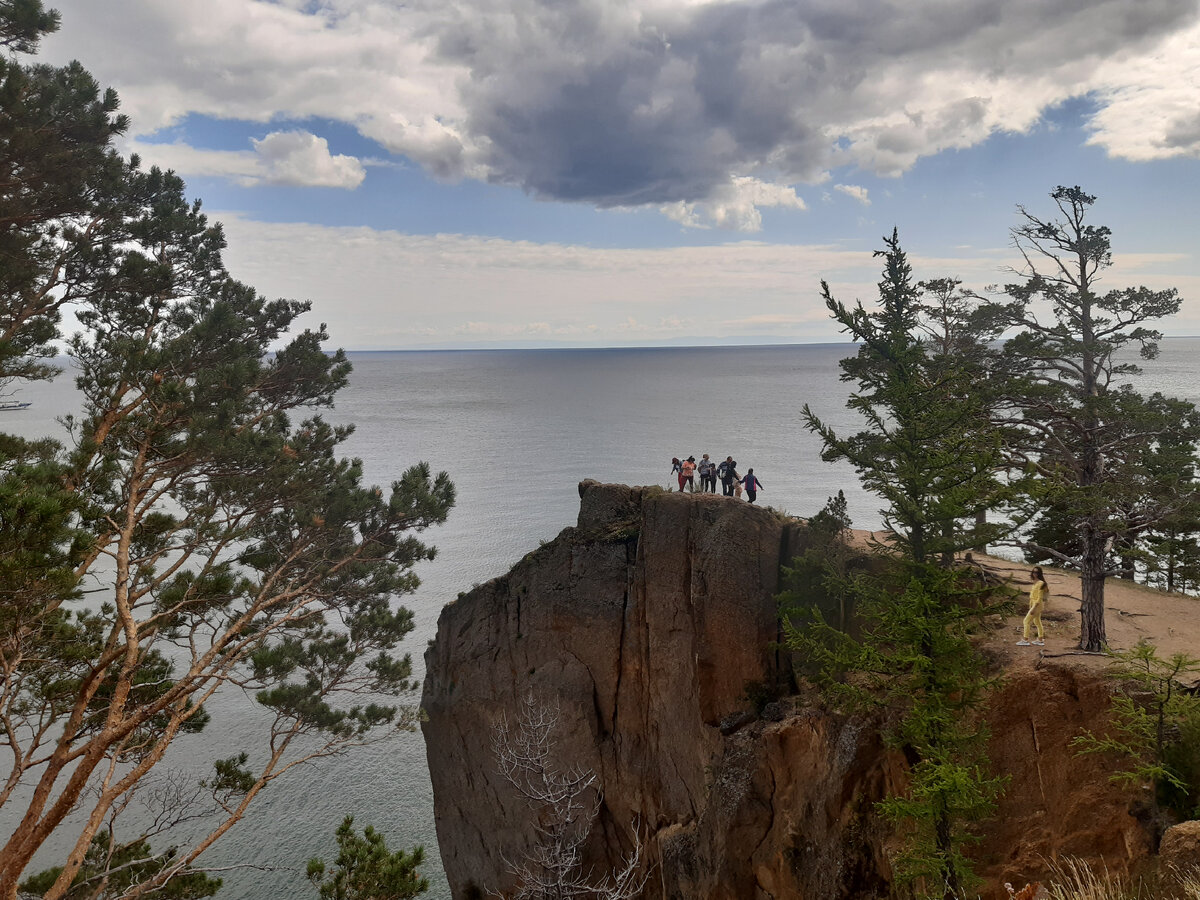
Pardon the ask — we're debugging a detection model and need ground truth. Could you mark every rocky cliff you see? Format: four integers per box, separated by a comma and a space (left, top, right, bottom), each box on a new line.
421, 482, 1165, 899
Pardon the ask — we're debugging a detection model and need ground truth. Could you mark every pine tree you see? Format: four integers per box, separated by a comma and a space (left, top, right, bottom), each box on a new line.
0, 0, 129, 384
306, 817, 428, 900
979, 186, 1200, 650
0, 5, 455, 897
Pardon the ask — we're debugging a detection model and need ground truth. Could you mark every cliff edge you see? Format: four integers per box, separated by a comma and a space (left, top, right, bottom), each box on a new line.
422, 481, 1195, 899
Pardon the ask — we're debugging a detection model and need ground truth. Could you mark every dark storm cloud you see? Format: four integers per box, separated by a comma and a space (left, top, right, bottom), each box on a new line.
427, 0, 1200, 206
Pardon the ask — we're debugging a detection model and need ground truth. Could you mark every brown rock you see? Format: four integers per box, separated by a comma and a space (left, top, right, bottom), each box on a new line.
422, 483, 1168, 900
422, 483, 804, 897
1160, 820, 1200, 874
977, 667, 1152, 892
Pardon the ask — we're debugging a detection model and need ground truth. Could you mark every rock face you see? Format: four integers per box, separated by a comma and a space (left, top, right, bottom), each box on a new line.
422, 482, 1154, 899
1159, 820, 1200, 874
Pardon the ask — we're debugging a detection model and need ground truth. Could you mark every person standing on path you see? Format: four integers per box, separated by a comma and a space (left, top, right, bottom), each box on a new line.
698, 454, 715, 492
1017, 567, 1048, 646
741, 468, 763, 503
671, 457, 684, 491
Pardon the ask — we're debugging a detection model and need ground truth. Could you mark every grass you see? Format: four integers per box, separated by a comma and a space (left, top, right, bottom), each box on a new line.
994, 859, 1200, 900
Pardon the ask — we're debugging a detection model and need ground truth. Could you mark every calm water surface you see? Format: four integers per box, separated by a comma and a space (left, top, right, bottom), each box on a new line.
5, 340, 1199, 897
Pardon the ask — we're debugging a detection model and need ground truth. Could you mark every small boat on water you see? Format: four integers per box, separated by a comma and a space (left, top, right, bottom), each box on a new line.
0, 400, 31, 411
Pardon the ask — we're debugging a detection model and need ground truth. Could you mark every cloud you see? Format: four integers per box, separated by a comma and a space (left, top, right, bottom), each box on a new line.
1087, 18, 1200, 160
199, 212, 1200, 348
210, 213, 885, 345
131, 130, 365, 188
660, 177, 805, 230
44, 0, 1200, 224
835, 184, 870, 205
251, 131, 365, 187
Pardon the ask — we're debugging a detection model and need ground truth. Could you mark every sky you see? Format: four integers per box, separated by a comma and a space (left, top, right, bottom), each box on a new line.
38, 0, 1200, 349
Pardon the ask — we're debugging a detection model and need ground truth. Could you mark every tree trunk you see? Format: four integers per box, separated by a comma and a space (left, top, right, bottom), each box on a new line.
1079, 529, 1107, 651
936, 811, 959, 900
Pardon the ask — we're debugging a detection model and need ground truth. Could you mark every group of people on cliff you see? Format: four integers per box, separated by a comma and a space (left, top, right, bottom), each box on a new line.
670, 455, 764, 502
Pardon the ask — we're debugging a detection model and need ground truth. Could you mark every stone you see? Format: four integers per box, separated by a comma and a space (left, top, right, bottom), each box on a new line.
1160, 820, 1200, 874
421, 482, 1162, 900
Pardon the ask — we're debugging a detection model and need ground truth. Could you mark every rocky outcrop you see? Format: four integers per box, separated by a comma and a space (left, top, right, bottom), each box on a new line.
421, 482, 1158, 899
1159, 820, 1200, 874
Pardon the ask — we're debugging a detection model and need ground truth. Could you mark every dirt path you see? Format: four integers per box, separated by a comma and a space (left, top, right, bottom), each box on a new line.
849, 531, 1200, 683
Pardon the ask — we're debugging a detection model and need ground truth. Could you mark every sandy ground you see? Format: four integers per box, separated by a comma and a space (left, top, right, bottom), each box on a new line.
971, 551, 1200, 680
851, 531, 1200, 685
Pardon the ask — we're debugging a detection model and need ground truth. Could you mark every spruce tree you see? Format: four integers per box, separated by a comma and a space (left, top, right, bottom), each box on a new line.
803, 229, 1013, 563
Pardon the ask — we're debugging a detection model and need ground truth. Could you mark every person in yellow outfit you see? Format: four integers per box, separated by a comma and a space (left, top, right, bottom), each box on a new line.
1017, 567, 1048, 646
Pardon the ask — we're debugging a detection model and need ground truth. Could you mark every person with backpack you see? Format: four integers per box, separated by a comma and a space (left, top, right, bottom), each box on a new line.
741, 468, 763, 503
718, 457, 736, 496
670, 457, 684, 491
698, 454, 715, 492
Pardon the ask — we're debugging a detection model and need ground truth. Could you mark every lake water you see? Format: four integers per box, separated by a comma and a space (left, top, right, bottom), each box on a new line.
4, 339, 1199, 897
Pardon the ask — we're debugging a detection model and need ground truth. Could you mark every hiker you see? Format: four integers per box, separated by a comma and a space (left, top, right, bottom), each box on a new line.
1017, 567, 1048, 647
681, 456, 697, 492
698, 454, 716, 492
718, 456, 736, 496
741, 468, 763, 503
670, 457, 684, 491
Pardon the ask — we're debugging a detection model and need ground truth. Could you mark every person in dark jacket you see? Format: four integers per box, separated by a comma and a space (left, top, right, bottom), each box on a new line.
741, 468, 763, 503
718, 457, 736, 496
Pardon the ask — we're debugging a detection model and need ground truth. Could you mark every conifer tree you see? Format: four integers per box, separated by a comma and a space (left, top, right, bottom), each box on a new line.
306, 817, 428, 900
0, 0, 130, 384
0, 5, 455, 897
796, 233, 1009, 898
803, 229, 1013, 562
978, 186, 1200, 650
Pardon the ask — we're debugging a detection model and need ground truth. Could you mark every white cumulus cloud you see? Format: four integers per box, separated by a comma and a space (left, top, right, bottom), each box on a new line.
661, 177, 806, 231
251, 131, 365, 188
129, 130, 364, 189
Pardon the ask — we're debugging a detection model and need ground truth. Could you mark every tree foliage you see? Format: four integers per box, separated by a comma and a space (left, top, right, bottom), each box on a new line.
0, 0, 130, 385
0, 5, 454, 897
978, 186, 1200, 650
306, 817, 428, 900
777, 491, 857, 632
793, 233, 1009, 899
803, 229, 1016, 565
787, 555, 1007, 899
1073, 640, 1200, 824
18, 833, 222, 900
